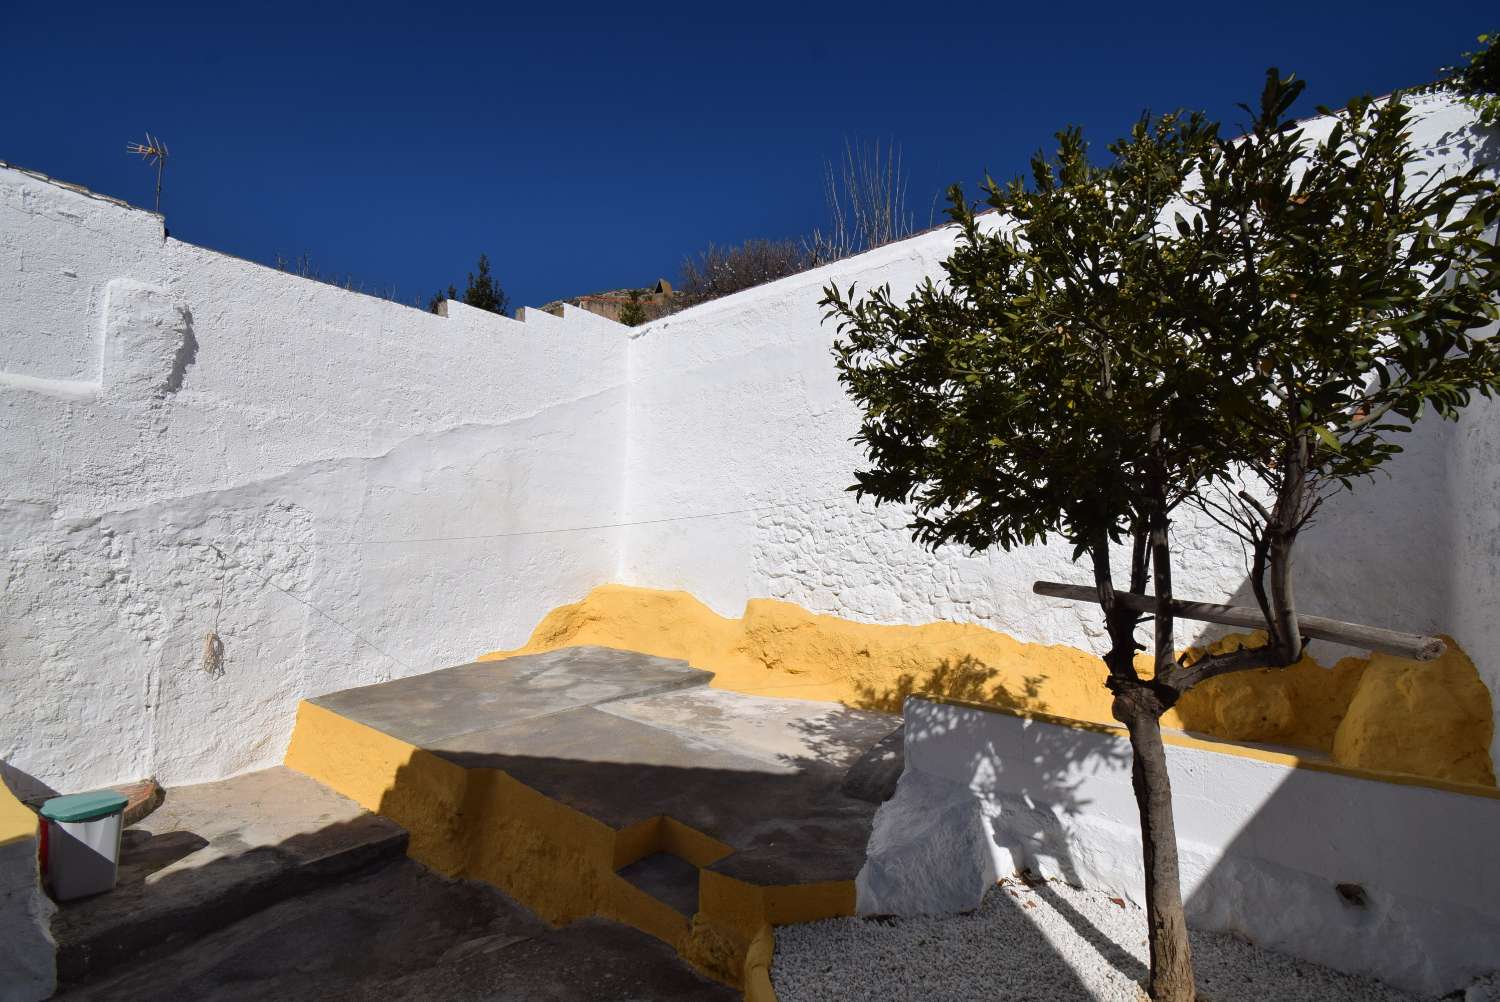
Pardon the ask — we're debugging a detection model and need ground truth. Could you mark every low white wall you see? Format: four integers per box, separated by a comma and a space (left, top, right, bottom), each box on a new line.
0, 163, 630, 792
859, 697, 1500, 996
620, 92, 1500, 763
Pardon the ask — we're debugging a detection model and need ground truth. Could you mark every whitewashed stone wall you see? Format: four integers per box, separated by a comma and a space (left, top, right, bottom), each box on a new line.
2, 90, 1497, 800
859, 697, 1500, 996
621, 92, 1500, 763
1, 164, 630, 793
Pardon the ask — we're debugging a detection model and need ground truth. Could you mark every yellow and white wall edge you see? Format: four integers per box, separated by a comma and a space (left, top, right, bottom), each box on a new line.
280, 582, 1499, 1000
283, 701, 848, 998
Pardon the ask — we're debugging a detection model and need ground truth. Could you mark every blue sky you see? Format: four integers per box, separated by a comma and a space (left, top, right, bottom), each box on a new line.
2, 3, 1492, 312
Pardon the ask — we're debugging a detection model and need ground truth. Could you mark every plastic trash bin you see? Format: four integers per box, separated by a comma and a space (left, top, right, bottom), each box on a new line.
40, 790, 129, 901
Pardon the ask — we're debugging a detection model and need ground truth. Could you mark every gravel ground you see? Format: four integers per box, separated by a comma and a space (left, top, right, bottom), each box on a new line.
772, 877, 1425, 1002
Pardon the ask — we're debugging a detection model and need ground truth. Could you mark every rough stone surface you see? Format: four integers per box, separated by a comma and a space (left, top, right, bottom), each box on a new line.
866, 697, 1500, 997
856, 769, 996, 916
58, 858, 737, 1001
1466, 972, 1500, 1001
775, 878, 1427, 1002
494, 586, 1496, 788
1332, 642, 1496, 785
0, 162, 631, 796
52, 766, 407, 984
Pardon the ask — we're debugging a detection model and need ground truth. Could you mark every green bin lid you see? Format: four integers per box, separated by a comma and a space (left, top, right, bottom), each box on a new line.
40, 790, 129, 823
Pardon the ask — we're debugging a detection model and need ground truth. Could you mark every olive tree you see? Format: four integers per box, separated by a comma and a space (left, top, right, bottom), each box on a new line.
823, 72, 1500, 1001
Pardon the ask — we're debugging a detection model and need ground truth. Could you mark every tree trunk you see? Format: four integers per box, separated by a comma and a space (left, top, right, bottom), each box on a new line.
1118, 696, 1197, 1001
1093, 517, 1195, 1000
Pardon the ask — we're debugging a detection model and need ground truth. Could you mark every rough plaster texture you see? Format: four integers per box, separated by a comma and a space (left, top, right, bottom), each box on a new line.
859, 697, 1500, 996
487, 585, 1496, 785
618, 93, 1500, 767
1, 162, 630, 794
3, 91, 1499, 799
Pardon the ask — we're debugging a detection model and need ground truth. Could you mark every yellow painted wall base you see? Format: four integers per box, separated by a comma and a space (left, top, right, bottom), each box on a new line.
484, 584, 1496, 787
0, 770, 38, 849
284, 701, 830, 997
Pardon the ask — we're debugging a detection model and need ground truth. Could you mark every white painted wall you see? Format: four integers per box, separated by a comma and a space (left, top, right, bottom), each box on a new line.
620, 92, 1500, 764
860, 697, 1500, 996
2, 90, 1497, 800
0, 163, 630, 792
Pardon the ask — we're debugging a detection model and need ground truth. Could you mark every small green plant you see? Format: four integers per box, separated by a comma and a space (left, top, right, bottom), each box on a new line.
618, 289, 647, 327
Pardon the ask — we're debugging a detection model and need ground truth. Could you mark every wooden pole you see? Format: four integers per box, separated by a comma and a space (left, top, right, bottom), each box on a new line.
1032, 580, 1445, 661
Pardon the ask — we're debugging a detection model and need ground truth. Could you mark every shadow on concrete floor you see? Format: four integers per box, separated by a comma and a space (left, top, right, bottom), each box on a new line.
59, 857, 737, 1002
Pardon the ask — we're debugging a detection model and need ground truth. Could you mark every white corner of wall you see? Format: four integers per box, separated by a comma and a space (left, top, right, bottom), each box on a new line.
442, 298, 527, 334
515, 305, 564, 328
557, 303, 627, 332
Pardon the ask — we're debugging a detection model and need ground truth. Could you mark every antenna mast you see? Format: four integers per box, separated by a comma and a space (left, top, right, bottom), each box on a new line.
126, 134, 169, 214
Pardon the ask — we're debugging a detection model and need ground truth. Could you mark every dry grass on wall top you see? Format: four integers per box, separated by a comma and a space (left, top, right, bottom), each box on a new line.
482, 584, 1495, 787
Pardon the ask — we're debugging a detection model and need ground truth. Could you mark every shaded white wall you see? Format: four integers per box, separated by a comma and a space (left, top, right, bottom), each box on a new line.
859, 697, 1500, 996
0, 165, 630, 792
620, 92, 1500, 764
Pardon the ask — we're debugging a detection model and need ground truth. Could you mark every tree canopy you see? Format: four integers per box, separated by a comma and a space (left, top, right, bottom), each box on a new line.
429, 253, 509, 317
822, 70, 1500, 1001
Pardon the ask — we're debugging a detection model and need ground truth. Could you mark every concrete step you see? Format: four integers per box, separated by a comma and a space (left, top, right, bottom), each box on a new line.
52, 766, 407, 986
617, 851, 701, 918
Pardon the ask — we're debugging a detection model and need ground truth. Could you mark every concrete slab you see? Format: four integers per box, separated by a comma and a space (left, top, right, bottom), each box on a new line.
601, 688, 897, 770
59, 859, 737, 1002
439, 705, 783, 780
309, 646, 710, 747
841, 723, 906, 804
316, 651, 897, 888
52, 766, 406, 985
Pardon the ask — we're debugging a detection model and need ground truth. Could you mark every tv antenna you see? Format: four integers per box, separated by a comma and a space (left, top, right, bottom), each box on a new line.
126, 134, 169, 214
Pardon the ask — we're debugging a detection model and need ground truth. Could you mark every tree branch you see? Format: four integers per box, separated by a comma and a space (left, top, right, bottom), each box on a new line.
1031, 580, 1445, 661
1166, 641, 1286, 691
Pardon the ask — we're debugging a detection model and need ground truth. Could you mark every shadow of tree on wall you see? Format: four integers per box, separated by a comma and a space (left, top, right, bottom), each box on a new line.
848, 654, 1050, 717
900, 696, 1131, 889
854, 689, 1147, 991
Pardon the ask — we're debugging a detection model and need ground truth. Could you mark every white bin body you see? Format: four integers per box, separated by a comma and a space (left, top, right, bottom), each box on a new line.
47, 811, 124, 901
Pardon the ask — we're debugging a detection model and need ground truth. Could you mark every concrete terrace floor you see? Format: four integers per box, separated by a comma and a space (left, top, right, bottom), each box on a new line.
63, 858, 739, 1001
310, 646, 899, 888
50, 765, 740, 1000
55, 647, 901, 998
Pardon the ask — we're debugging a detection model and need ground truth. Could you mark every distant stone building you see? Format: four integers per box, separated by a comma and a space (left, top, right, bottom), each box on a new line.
543, 278, 675, 324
